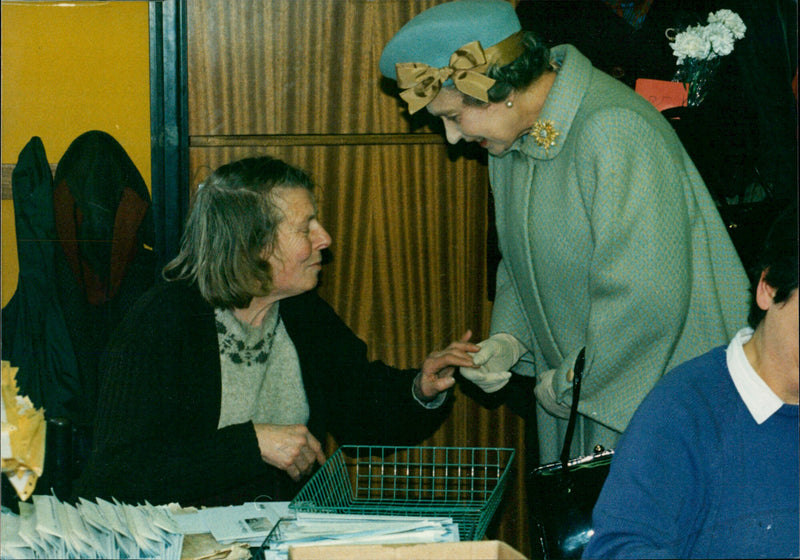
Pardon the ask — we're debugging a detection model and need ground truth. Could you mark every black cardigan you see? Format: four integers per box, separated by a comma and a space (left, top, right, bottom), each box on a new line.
73, 280, 450, 506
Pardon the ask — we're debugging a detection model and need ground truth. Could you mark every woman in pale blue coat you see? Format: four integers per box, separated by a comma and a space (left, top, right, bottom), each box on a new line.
379, 0, 749, 463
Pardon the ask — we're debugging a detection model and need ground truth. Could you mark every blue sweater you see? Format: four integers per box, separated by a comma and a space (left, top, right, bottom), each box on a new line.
583, 346, 799, 559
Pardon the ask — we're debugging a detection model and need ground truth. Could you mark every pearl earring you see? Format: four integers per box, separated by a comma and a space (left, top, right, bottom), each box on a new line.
506, 100, 513, 108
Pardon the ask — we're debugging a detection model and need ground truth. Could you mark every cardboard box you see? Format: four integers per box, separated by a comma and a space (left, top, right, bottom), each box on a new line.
288, 540, 528, 559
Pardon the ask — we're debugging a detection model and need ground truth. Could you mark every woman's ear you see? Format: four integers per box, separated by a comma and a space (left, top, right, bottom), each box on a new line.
754, 268, 778, 311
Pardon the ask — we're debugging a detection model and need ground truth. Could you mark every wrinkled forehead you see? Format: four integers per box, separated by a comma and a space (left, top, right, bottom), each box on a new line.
271, 185, 317, 220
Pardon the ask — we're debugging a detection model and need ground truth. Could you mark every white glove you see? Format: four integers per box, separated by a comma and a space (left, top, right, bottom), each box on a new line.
533, 368, 572, 419
460, 333, 525, 393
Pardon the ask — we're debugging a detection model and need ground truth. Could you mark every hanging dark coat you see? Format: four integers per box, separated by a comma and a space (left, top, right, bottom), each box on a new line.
1, 137, 80, 420
51, 130, 157, 431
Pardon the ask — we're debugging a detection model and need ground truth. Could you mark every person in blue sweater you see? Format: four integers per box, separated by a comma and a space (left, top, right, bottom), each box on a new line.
583, 207, 799, 559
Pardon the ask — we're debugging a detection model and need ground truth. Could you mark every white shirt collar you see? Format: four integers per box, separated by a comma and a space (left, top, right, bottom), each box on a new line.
726, 327, 785, 424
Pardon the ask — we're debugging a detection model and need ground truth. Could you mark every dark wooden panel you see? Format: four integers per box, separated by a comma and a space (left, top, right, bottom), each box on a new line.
187, 0, 447, 136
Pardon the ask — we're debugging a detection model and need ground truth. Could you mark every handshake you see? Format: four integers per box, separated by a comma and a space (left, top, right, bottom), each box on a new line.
460, 333, 526, 393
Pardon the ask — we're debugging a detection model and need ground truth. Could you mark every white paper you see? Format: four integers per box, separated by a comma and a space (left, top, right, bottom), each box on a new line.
3, 495, 186, 559
32, 494, 63, 539
208, 502, 291, 545
171, 501, 290, 544
0, 510, 35, 560
262, 511, 460, 560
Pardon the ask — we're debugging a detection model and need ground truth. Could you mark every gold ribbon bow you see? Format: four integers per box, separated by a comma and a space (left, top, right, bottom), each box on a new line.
396, 41, 497, 114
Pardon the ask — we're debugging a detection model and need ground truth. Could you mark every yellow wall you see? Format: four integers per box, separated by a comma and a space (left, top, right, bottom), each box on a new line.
1, 1, 151, 306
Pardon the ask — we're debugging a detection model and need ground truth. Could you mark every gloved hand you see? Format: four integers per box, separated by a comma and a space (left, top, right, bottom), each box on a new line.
533, 368, 572, 419
459, 333, 525, 393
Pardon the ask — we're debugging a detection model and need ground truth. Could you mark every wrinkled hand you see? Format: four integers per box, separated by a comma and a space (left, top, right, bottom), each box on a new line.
460, 333, 525, 393
415, 331, 480, 400
253, 424, 326, 482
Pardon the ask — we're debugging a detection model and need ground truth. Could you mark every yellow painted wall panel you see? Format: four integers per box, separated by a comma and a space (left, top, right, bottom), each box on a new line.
1, 203, 18, 306
1, 0, 151, 306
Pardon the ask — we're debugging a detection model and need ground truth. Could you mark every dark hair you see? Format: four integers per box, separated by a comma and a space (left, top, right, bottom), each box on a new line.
747, 207, 799, 328
462, 31, 551, 106
163, 156, 316, 309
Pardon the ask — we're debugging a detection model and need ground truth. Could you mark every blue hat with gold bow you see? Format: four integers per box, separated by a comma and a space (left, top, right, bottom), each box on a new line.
380, 0, 523, 114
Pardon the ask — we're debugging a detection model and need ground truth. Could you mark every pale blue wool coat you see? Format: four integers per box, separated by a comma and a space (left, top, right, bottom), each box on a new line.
489, 45, 750, 463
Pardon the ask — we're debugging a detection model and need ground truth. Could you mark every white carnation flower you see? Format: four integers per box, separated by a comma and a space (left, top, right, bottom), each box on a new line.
704, 22, 735, 57
708, 9, 747, 40
671, 26, 712, 63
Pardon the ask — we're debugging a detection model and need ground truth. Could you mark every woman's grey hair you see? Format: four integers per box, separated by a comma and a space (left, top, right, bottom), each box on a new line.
163, 156, 316, 309
463, 31, 551, 106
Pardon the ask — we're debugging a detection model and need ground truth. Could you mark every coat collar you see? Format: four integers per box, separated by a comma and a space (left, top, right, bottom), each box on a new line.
509, 44, 593, 161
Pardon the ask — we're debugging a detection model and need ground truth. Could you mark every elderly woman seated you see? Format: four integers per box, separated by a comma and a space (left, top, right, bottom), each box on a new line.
73, 156, 477, 507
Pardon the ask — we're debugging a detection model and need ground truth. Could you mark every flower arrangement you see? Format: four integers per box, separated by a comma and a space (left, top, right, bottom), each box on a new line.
667, 9, 746, 107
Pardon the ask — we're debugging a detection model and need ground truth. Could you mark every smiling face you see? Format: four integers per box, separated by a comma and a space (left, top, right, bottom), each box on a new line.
266, 186, 332, 301
425, 87, 530, 156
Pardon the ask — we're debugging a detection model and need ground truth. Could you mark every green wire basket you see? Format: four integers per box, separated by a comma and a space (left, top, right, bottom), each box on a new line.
289, 445, 516, 541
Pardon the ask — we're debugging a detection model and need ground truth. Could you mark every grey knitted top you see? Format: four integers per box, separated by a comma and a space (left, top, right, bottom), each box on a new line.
215, 303, 309, 429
